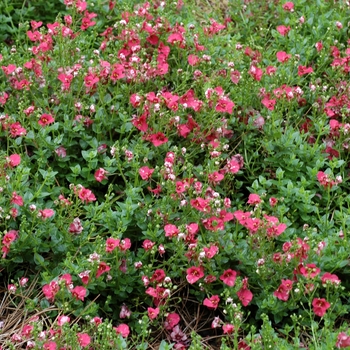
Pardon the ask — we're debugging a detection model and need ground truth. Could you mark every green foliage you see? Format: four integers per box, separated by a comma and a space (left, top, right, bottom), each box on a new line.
1, 0, 350, 348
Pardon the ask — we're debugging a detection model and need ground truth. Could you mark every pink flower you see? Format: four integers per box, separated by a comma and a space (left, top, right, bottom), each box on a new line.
321, 272, 341, 286
282, 2, 294, 11
118, 238, 131, 251
106, 237, 119, 253
57, 315, 70, 326
203, 295, 220, 309
9, 122, 27, 137
78, 270, 91, 285
96, 262, 110, 278
202, 216, 224, 231
190, 198, 211, 212
276, 25, 291, 36
186, 266, 204, 284
120, 304, 132, 319
230, 70, 241, 84
237, 287, 253, 306
142, 239, 155, 251
78, 186, 96, 203
312, 298, 331, 317
150, 269, 166, 283
114, 324, 130, 338
43, 341, 57, 350
164, 224, 179, 238
220, 269, 237, 287
247, 194, 261, 205
164, 313, 180, 330
215, 97, 235, 114
38, 209, 54, 219
298, 65, 313, 76
139, 166, 154, 180
71, 286, 86, 301
188, 54, 199, 66
7, 154, 21, 167
2, 230, 18, 247
60, 273, 72, 288
269, 197, 278, 207
274, 279, 293, 301
8, 284, 16, 293
248, 64, 263, 81
69, 218, 83, 234
203, 245, 219, 259
77, 333, 91, 347
94, 168, 108, 182
262, 97, 276, 111
148, 132, 168, 146
42, 281, 59, 302
222, 323, 234, 334
336, 332, 350, 348
148, 307, 160, 320
55, 146, 66, 158
38, 114, 55, 126
276, 51, 291, 63
300, 264, 320, 278
10, 192, 23, 206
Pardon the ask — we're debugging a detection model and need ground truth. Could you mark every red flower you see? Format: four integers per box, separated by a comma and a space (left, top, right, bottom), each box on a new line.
188, 54, 200, 66
300, 263, 320, 278
282, 2, 294, 11
150, 269, 166, 283
148, 132, 168, 147
106, 237, 119, 253
312, 298, 330, 317
273, 279, 293, 301
222, 323, 234, 334
276, 25, 291, 36
42, 281, 59, 302
94, 168, 108, 182
43, 341, 57, 350
71, 286, 86, 301
237, 287, 253, 306
39, 208, 54, 219
2, 230, 18, 247
298, 65, 313, 76
132, 113, 148, 132
203, 295, 220, 309
215, 97, 235, 114
186, 266, 204, 284
77, 333, 91, 347
202, 216, 224, 231
321, 272, 341, 286
248, 64, 263, 81
336, 332, 350, 348
78, 186, 96, 203
114, 324, 130, 338
7, 154, 21, 168
220, 269, 237, 287
164, 224, 179, 238
247, 194, 261, 205
11, 192, 23, 206
148, 307, 160, 320
164, 313, 180, 330
276, 51, 291, 63
262, 97, 276, 111
38, 114, 55, 126
96, 262, 110, 278
139, 166, 154, 180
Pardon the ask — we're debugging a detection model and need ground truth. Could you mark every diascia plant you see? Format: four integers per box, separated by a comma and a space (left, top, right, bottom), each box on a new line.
1, 0, 350, 348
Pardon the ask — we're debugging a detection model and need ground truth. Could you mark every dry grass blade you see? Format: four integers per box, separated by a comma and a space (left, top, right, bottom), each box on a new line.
0, 273, 58, 347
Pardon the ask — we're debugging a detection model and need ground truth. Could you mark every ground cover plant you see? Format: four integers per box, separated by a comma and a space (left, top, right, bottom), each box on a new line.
1, 0, 350, 348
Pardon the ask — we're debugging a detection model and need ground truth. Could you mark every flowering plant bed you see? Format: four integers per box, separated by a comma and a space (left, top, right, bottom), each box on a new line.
1, 0, 350, 348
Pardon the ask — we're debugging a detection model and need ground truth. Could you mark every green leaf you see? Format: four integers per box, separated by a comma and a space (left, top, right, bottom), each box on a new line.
34, 253, 45, 266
